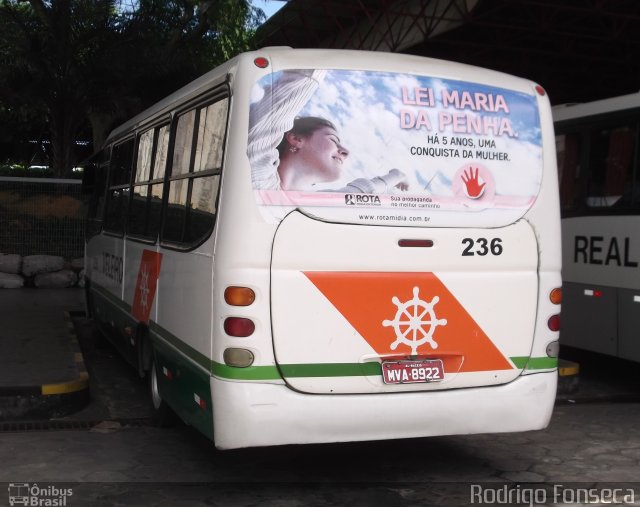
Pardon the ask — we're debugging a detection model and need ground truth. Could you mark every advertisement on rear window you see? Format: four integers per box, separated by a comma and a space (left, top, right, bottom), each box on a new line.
248, 69, 542, 225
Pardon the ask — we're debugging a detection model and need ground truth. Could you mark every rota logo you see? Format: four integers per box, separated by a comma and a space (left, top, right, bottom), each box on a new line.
345, 194, 381, 205
382, 287, 447, 355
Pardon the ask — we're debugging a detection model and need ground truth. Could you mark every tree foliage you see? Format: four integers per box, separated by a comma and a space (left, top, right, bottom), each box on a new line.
0, 0, 264, 177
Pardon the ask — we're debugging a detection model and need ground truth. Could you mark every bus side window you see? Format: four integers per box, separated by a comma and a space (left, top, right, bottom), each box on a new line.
586, 125, 636, 208
104, 139, 134, 235
128, 125, 169, 241
129, 129, 154, 238
85, 149, 109, 239
556, 133, 581, 210
162, 96, 228, 248
149, 126, 169, 238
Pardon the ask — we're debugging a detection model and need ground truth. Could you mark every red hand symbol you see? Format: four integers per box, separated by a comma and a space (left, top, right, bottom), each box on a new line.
461, 167, 486, 198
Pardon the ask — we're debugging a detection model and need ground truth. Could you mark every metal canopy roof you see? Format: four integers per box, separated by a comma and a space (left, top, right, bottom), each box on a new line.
255, 0, 640, 105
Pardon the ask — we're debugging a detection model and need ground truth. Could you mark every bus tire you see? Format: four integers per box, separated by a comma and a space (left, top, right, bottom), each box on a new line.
149, 353, 177, 427
137, 326, 151, 379
84, 281, 93, 318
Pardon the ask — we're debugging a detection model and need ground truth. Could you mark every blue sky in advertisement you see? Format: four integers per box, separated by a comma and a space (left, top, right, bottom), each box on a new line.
290, 69, 542, 196
250, 68, 543, 203
310, 71, 542, 146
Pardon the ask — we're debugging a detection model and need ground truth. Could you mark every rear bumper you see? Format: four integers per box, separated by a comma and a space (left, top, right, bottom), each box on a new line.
211, 371, 557, 449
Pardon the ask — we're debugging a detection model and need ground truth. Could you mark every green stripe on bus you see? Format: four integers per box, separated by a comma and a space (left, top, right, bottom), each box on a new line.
149, 321, 211, 372
89, 281, 210, 373
154, 341, 214, 440
279, 362, 382, 377
210, 362, 382, 380
215, 357, 559, 380
212, 362, 282, 380
511, 356, 558, 370
92, 282, 131, 312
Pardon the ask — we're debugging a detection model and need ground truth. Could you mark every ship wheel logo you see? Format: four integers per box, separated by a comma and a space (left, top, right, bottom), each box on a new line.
382, 287, 448, 355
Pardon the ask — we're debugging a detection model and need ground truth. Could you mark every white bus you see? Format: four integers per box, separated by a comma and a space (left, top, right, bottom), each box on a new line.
84, 48, 561, 449
554, 93, 640, 362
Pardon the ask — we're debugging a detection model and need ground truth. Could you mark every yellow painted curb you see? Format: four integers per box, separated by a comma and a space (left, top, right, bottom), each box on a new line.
41, 371, 89, 395
558, 359, 579, 377
39, 312, 91, 396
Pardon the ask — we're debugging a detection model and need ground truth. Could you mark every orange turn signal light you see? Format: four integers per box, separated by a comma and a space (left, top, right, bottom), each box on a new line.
224, 286, 255, 306
549, 287, 562, 305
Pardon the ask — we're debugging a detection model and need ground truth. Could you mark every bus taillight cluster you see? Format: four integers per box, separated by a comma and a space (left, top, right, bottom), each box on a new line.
223, 287, 257, 368
548, 287, 562, 331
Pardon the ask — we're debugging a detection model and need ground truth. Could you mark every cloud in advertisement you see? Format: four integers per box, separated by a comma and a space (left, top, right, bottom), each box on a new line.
295, 70, 542, 196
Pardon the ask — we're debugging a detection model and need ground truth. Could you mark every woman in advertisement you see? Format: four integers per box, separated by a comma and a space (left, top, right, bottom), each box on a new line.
248, 69, 408, 193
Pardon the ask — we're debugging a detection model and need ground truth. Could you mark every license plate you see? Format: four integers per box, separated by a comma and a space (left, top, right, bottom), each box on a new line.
381, 359, 444, 384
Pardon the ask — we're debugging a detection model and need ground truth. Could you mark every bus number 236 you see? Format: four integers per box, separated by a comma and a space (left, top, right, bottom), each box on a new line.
461, 237, 503, 256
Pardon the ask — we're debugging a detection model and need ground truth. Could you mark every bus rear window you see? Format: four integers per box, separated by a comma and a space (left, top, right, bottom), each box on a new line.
586, 125, 636, 208
247, 69, 543, 227
558, 123, 640, 212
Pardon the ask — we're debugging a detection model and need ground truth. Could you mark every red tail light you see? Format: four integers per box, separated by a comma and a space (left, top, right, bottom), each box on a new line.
254, 57, 269, 68
398, 239, 434, 247
224, 317, 255, 337
548, 314, 561, 332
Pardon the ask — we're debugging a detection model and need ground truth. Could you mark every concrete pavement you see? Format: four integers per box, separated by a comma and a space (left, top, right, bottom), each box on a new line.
0, 402, 639, 506
0, 288, 88, 420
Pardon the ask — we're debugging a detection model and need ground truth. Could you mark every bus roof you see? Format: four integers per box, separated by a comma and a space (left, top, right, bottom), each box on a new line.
105, 56, 239, 145
105, 47, 542, 147
553, 91, 640, 123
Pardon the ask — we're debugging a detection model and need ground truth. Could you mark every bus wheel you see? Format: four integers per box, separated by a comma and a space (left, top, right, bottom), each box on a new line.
149, 356, 176, 427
